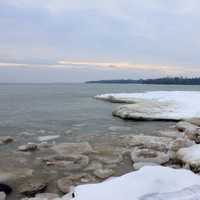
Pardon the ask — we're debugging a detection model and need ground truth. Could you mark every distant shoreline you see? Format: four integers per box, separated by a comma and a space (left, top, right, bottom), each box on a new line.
86, 77, 200, 85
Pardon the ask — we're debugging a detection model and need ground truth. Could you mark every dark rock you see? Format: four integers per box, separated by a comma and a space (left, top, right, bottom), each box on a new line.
0, 183, 12, 194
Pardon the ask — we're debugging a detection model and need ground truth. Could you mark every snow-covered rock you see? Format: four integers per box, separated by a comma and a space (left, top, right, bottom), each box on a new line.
96, 91, 200, 121
68, 166, 200, 200
177, 144, 200, 168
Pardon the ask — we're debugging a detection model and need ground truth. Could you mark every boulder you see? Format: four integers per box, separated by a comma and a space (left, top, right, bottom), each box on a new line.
0, 183, 12, 194
0, 136, 14, 144
123, 135, 173, 152
176, 144, 200, 167
131, 148, 170, 164
18, 180, 47, 196
57, 178, 73, 194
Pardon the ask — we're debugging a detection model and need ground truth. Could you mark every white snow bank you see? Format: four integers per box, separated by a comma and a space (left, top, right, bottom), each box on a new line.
96, 91, 200, 120
62, 166, 200, 200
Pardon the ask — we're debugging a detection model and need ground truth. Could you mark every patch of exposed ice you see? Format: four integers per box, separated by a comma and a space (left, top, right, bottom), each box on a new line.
38, 135, 60, 142
61, 166, 200, 200
96, 91, 200, 120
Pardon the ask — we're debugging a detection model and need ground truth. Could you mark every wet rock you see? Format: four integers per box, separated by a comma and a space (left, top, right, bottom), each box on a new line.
155, 130, 184, 139
57, 178, 73, 194
0, 136, 14, 144
0, 192, 6, 200
94, 169, 114, 179
0, 183, 12, 194
131, 148, 170, 164
45, 154, 89, 170
18, 143, 38, 152
18, 180, 47, 196
123, 135, 173, 152
133, 162, 158, 170
93, 153, 123, 165
51, 142, 93, 156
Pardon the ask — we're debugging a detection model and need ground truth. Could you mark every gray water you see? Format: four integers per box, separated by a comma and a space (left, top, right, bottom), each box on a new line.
0, 83, 200, 142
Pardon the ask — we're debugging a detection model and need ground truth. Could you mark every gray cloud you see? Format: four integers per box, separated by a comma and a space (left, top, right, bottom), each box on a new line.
0, 0, 200, 82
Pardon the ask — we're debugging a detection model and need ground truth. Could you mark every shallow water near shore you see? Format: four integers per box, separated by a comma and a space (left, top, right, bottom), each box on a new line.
1, 83, 200, 199
1, 83, 200, 140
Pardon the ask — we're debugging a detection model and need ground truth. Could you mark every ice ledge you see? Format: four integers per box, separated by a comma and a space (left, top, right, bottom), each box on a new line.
96, 91, 200, 121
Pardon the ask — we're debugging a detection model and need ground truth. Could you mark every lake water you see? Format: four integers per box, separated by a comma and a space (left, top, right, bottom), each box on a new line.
1, 83, 200, 200
0, 83, 200, 143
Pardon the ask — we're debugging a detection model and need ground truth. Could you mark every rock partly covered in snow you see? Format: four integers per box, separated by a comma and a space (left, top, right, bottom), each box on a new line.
96, 91, 200, 121
0, 136, 14, 145
177, 144, 200, 169
18, 143, 38, 152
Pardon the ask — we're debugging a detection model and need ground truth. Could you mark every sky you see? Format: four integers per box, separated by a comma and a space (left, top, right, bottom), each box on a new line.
0, 0, 200, 82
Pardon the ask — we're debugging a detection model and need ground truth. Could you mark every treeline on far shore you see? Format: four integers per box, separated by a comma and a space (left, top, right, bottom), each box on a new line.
86, 77, 200, 85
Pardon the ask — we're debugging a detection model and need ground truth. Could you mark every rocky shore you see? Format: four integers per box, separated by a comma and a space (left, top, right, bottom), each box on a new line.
1, 119, 200, 199
1, 91, 200, 199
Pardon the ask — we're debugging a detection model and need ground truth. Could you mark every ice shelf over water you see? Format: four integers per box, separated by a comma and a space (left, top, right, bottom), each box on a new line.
96, 91, 200, 120
61, 166, 200, 200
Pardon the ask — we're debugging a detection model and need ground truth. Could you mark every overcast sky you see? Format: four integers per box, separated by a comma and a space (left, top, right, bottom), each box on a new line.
0, 0, 200, 82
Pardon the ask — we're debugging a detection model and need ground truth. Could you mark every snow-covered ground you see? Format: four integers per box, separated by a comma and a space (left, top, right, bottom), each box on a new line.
96, 91, 200, 120
61, 166, 200, 200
